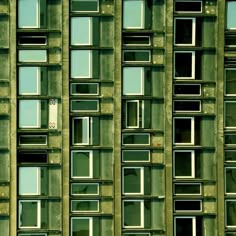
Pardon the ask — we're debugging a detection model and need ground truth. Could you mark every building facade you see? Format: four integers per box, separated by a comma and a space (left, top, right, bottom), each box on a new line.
0, 0, 235, 235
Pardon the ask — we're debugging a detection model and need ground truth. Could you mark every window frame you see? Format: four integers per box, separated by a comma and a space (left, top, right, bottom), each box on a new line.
225, 68, 236, 96
225, 101, 236, 129
70, 99, 99, 112
225, 166, 236, 194
173, 84, 201, 96
225, 200, 236, 227
18, 50, 47, 62
174, 216, 197, 236
173, 100, 201, 112
71, 200, 99, 213
174, 200, 202, 212
225, 150, 236, 163
70, 217, 93, 236
174, 0, 202, 13
122, 150, 150, 163
123, 36, 151, 46
71, 183, 99, 196
122, 133, 151, 146
226, 1, 236, 30
70, 83, 99, 96
18, 134, 48, 146
174, 183, 202, 196
123, 50, 151, 63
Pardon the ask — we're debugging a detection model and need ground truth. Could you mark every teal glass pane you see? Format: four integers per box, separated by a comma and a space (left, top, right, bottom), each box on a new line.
71, 218, 91, 236
71, 50, 92, 78
19, 100, 40, 128
123, 201, 142, 227
19, 167, 39, 195
19, 50, 47, 62
72, 151, 91, 177
71, 17, 92, 45
123, 67, 143, 95
18, 0, 38, 28
227, 2, 236, 29
71, 183, 98, 195
123, 0, 144, 29
71, 200, 98, 212
19, 67, 40, 95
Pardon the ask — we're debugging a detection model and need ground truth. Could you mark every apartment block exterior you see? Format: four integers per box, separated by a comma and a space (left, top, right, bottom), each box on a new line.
0, 0, 235, 235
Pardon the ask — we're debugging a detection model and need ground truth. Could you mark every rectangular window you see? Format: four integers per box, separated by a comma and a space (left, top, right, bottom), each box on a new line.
123, 200, 144, 228
173, 100, 201, 112
18, 35, 47, 45
173, 150, 195, 178
123, 67, 144, 95
71, 100, 99, 112
225, 69, 236, 95
19, 167, 40, 195
71, 183, 99, 195
174, 18, 196, 46
226, 200, 236, 227
18, 200, 41, 228
71, 150, 93, 178
174, 51, 195, 79
174, 200, 202, 212
174, 217, 196, 236
17, 150, 47, 163
122, 150, 150, 162
225, 167, 236, 194
225, 101, 236, 129
225, 150, 236, 162
70, 83, 99, 96
72, 117, 90, 145
174, 183, 201, 195
71, 200, 99, 212
71, 0, 99, 12
18, 50, 47, 62
123, 50, 151, 63
123, 36, 151, 46
174, 84, 201, 96
227, 1, 236, 30
18, 135, 47, 146
71, 50, 92, 78
225, 134, 236, 145
122, 167, 144, 195
19, 67, 40, 95
122, 133, 150, 146
174, 1, 202, 13
71, 217, 93, 236
173, 117, 195, 145
123, 0, 144, 29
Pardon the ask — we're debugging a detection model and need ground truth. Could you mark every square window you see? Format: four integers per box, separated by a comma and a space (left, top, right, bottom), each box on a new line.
18, 200, 41, 228
225, 101, 236, 128
71, 183, 99, 195
122, 133, 150, 146
70, 100, 99, 112
226, 200, 236, 227
122, 167, 144, 195
71, 150, 93, 178
173, 150, 195, 178
71, 0, 99, 12
225, 167, 236, 194
123, 0, 144, 29
174, 1, 202, 13
71, 200, 99, 212
173, 117, 195, 145
18, 50, 47, 62
227, 2, 236, 30
174, 18, 196, 46
123, 50, 151, 63
174, 183, 201, 195
174, 84, 201, 96
174, 217, 196, 236
71, 217, 93, 236
122, 150, 150, 162
174, 52, 195, 79
225, 69, 236, 95
174, 200, 202, 212
70, 83, 99, 96
173, 100, 201, 112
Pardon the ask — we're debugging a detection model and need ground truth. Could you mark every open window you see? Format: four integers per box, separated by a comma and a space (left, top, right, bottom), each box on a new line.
174, 217, 198, 236
226, 1, 236, 30
173, 100, 201, 112
71, 183, 99, 196
174, 84, 201, 96
174, 200, 202, 212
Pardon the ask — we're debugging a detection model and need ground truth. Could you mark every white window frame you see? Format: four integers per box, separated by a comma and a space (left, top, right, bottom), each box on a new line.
122, 133, 150, 146
18, 200, 41, 229
174, 51, 195, 79
174, 17, 196, 46
225, 68, 236, 96
226, 1, 236, 30
18, 50, 47, 62
123, 36, 151, 46
18, 135, 48, 146
173, 117, 195, 145
71, 150, 93, 179
225, 101, 236, 129
173, 150, 195, 178
71, 217, 93, 236
70, 83, 99, 96
18, 36, 47, 45
123, 50, 151, 63
174, 0, 202, 13
122, 200, 144, 228
71, 183, 99, 196
225, 200, 236, 227
71, 200, 99, 212
174, 216, 196, 236
70, 100, 99, 112
225, 167, 236, 194
173, 84, 201, 96
71, 0, 99, 13
122, 167, 144, 195
174, 200, 202, 212
174, 183, 202, 196
173, 100, 201, 112
122, 150, 150, 163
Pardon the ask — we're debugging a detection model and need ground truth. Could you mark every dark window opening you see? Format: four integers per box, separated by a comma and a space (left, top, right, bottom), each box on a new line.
174, 200, 201, 211
174, 84, 201, 96
175, 1, 202, 12
123, 36, 151, 45
18, 35, 47, 45
174, 100, 201, 112
18, 151, 47, 163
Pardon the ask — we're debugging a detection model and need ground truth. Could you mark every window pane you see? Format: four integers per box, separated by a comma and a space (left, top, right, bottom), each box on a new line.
122, 150, 150, 162
227, 2, 236, 29
72, 118, 89, 145
19, 167, 40, 195
175, 217, 195, 236
174, 100, 201, 112
225, 102, 236, 128
225, 134, 236, 145
174, 84, 201, 96
19, 135, 47, 145
126, 101, 138, 127
71, 0, 98, 12
71, 100, 99, 112
123, 50, 150, 62
71, 83, 98, 95
174, 200, 202, 211
123, 67, 143, 95
71, 17, 92, 45
71, 50, 92, 78
225, 150, 236, 162
18, 0, 39, 28
226, 201, 236, 226
19, 100, 41, 128
19, 67, 40, 95
225, 168, 236, 194
122, 133, 150, 145
19, 50, 47, 62
71, 183, 99, 195
175, 1, 202, 13
71, 217, 92, 236
123, 0, 144, 29
174, 183, 201, 195
71, 200, 99, 212
225, 69, 236, 95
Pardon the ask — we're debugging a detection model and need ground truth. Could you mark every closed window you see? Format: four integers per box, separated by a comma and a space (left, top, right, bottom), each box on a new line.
174, 1, 202, 13
71, 200, 99, 212
70, 83, 99, 96
225, 167, 236, 194
226, 1, 236, 30
225, 150, 236, 162
225, 69, 236, 95
174, 84, 201, 96
174, 200, 202, 212
122, 133, 150, 146
122, 150, 150, 162
225, 101, 236, 128
19, 50, 47, 62
225, 200, 236, 227
71, 183, 99, 196
71, 217, 93, 236
123, 50, 151, 63
173, 100, 201, 112
71, 100, 99, 112
174, 183, 201, 195
71, 0, 99, 12
18, 134, 48, 146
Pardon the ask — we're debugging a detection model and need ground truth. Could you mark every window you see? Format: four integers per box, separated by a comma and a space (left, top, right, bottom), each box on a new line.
123, 200, 144, 228
174, 217, 196, 236
122, 167, 144, 195
18, 50, 47, 62
173, 100, 201, 112
225, 134, 236, 145
173, 117, 195, 145
71, 151, 93, 178
19, 167, 40, 195
71, 183, 99, 195
71, 0, 99, 12
123, 36, 151, 46
123, 50, 151, 63
174, 84, 201, 96
18, 35, 47, 45
70, 83, 99, 96
226, 1, 236, 30
19, 67, 40, 95
225, 69, 236, 95
226, 200, 236, 227
225, 101, 236, 128
174, 200, 202, 212
123, 234, 150, 236
225, 167, 236, 194
17, 150, 47, 163
173, 150, 195, 178
71, 100, 99, 112
225, 150, 236, 162
18, 135, 47, 146
174, 51, 195, 79
18, 200, 41, 228
71, 217, 93, 236
122, 150, 150, 162
122, 133, 150, 146
174, 183, 201, 195
174, 18, 196, 46
123, 0, 144, 29
71, 200, 99, 212
174, 1, 202, 13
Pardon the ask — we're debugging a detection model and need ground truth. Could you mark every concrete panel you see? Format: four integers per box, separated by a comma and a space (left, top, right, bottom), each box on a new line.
152, 200, 165, 230
153, 49, 164, 65
100, 51, 114, 81
0, 100, 9, 114
101, 184, 113, 197
0, 185, 9, 198
48, 152, 61, 165
152, 167, 165, 196
0, 202, 9, 215
0, 18, 9, 48
101, 200, 113, 214
100, 17, 114, 47
152, 150, 164, 164
202, 100, 215, 114
49, 134, 62, 148
0, 217, 9, 236
204, 184, 216, 197
152, 133, 164, 148
101, 101, 113, 114
101, 84, 114, 97
204, 199, 216, 214
203, 84, 215, 97
48, 201, 61, 230
0, 119, 9, 148
0, 51, 9, 81
48, 168, 61, 196
48, 0, 62, 30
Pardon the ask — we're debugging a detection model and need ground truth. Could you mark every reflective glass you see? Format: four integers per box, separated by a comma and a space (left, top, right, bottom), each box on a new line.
71, 200, 99, 212
19, 50, 47, 62
71, 218, 92, 236
71, 183, 99, 195
71, 100, 99, 112
227, 2, 236, 29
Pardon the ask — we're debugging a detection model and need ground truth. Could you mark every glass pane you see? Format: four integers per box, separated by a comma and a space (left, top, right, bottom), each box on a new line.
19, 135, 47, 145
71, 200, 98, 212
71, 83, 98, 95
175, 1, 202, 12
123, 51, 150, 62
122, 133, 150, 145
175, 200, 201, 211
19, 100, 40, 128
174, 151, 193, 177
174, 84, 201, 96
19, 50, 47, 62
123, 168, 142, 194
123, 67, 143, 95
225, 150, 236, 162
226, 201, 236, 226
71, 218, 91, 236
174, 101, 200, 112
122, 150, 150, 162
225, 69, 236, 95
174, 184, 201, 195
18, 0, 38, 28
175, 18, 194, 45
225, 134, 236, 144
123, 234, 150, 236
71, 17, 92, 45
175, 52, 194, 78
123, 0, 144, 29
225, 168, 236, 193
19, 167, 40, 195
71, 183, 98, 195
227, 2, 236, 29
71, 0, 98, 12
174, 118, 193, 144
175, 218, 194, 236
71, 50, 91, 78
71, 100, 99, 112
123, 201, 142, 227
19, 67, 40, 95
225, 102, 236, 128
126, 101, 138, 127
73, 118, 89, 144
